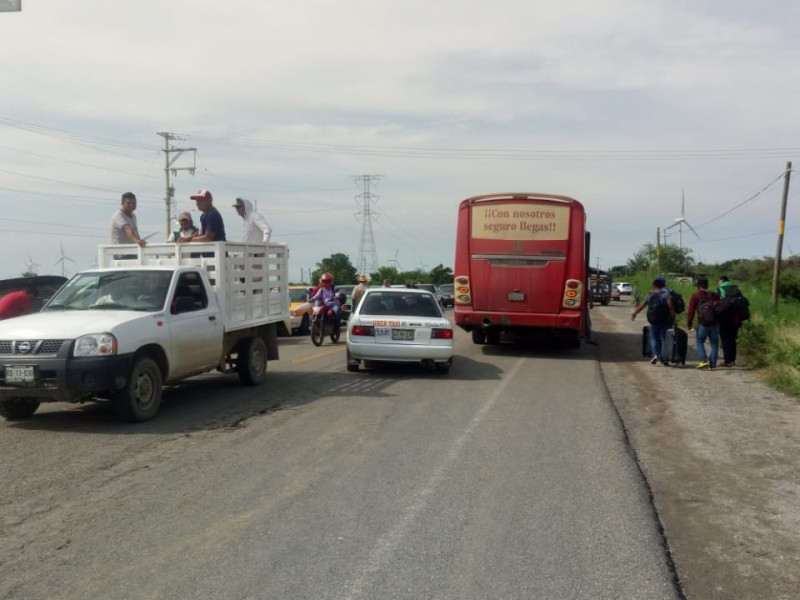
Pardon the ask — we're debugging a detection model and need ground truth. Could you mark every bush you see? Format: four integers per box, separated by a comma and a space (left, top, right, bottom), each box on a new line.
778, 273, 800, 302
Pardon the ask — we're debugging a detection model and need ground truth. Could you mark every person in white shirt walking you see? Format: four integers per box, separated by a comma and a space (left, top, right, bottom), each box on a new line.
233, 197, 272, 244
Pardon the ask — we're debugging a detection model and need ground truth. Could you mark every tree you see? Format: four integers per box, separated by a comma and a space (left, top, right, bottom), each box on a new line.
627, 243, 695, 275
429, 264, 453, 285
371, 266, 399, 285
312, 253, 357, 285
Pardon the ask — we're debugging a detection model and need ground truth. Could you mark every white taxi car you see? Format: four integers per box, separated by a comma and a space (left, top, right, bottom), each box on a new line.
346, 288, 453, 373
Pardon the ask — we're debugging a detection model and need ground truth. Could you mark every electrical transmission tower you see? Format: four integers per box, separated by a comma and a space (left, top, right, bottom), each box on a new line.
157, 132, 197, 237
353, 175, 382, 277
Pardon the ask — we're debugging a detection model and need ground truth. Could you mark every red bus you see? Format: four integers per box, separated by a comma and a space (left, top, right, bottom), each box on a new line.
453, 193, 588, 346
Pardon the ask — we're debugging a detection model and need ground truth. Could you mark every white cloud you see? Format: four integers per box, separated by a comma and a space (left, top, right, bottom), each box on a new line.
0, 0, 799, 279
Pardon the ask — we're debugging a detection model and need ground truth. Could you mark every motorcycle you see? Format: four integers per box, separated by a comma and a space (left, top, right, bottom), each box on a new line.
310, 300, 341, 346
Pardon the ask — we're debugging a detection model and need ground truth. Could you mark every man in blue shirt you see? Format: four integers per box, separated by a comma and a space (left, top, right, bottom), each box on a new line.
183, 189, 226, 243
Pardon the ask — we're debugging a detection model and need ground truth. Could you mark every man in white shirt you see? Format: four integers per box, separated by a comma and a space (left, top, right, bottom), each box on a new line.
110, 191, 146, 246
233, 197, 272, 244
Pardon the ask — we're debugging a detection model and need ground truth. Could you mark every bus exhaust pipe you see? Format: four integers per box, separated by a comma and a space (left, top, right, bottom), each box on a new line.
482, 318, 492, 327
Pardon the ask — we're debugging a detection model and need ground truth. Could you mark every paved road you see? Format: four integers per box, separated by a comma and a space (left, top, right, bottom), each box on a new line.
1, 326, 680, 600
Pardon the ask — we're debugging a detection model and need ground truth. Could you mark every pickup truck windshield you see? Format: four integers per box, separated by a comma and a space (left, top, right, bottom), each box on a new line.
44, 271, 173, 312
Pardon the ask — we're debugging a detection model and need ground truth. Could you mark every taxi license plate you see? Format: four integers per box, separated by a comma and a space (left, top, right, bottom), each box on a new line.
508, 291, 525, 301
5, 365, 35, 384
392, 329, 415, 341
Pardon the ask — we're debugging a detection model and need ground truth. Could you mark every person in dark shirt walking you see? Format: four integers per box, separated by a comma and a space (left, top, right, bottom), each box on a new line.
686, 277, 720, 369
631, 276, 676, 365
717, 275, 745, 367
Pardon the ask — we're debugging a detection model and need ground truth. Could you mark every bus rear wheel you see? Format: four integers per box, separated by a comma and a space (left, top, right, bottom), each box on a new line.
471, 329, 486, 345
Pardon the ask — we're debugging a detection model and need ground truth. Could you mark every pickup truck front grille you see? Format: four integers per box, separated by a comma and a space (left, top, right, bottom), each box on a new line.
0, 340, 67, 356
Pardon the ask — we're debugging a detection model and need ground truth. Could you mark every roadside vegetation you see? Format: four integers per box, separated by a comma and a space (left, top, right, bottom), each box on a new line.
613, 246, 800, 399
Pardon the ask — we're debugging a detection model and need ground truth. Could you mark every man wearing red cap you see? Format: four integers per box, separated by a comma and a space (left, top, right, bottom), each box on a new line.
183, 189, 226, 243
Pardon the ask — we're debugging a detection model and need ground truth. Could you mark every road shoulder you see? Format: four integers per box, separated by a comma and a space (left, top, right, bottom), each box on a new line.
593, 302, 800, 600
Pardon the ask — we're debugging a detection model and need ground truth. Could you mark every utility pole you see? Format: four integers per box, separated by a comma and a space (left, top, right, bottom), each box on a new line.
353, 175, 382, 277
772, 161, 792, 308
656, 227, 661, 276
157, 132, 197, 237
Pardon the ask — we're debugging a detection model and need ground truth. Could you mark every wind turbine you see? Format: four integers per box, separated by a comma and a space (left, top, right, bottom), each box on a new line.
664, 189, 701, 249
53, 242, 77, 277
387, 248, 402, 271
24, 254, 40, 276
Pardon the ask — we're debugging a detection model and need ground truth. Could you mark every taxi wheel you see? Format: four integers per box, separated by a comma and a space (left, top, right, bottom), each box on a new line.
346, 349, 360, 372
435, 359, 452, 373
299, 314, 310, 335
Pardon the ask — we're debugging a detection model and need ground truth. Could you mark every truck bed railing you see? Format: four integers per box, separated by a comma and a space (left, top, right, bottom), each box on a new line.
97, 243, 290, 329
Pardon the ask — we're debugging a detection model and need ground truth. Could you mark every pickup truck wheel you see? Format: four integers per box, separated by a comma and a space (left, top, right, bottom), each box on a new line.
113, 358, 162, 422
0, 398, 41, 420
238, 336, 267, 386
299, 314, 310, 336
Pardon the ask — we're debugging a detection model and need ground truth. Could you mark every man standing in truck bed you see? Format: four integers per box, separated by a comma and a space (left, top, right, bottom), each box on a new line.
185, 189, 226, 243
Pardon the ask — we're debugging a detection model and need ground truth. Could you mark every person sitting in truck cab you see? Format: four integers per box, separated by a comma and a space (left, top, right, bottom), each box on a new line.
309, 273, 341, 327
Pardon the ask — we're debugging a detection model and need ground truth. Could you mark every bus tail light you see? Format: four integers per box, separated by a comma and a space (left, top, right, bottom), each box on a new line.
454, 276, 471, 305
562, 279, 583, 308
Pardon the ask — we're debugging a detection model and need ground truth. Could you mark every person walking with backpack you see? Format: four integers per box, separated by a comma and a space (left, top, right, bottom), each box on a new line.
687, 277, 720, 369
631, 277, 676, 366
716, 275, 749, 367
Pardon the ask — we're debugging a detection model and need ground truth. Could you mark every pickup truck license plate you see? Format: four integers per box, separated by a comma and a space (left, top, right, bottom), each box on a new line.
508, 291, 525, 301
392, 329, 415, 341
5, 365, 35, 384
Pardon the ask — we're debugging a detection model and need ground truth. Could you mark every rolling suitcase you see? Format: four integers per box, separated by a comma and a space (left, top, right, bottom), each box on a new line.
641, 325, 651, 357
666, 326, 688, 365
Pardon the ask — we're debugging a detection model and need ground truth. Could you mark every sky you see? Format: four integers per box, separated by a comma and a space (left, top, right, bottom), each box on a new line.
2, 0, 800, 283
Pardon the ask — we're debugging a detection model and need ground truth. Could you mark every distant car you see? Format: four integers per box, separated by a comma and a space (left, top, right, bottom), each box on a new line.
346, 288, 454, 373
616, 282, 633, 295
288, 285, 313, 334
610, 286, 621, 301
412, 283, 444, 308
337, 284, 356, 322
438, 283, 454, 308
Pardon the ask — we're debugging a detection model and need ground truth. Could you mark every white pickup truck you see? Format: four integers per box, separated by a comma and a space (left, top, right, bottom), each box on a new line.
0, 242, 290, 422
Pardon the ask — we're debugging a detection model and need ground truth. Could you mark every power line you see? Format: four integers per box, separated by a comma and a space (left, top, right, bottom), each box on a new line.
189, 132, 800, 161
694, 171, 787, 229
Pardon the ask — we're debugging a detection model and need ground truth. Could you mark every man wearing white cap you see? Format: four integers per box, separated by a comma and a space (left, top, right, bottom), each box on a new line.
233, 197, 272, 244
184, 189, 226, 243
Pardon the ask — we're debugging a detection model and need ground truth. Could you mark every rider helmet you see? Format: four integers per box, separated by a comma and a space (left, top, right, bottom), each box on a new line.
320, 273, 334, 287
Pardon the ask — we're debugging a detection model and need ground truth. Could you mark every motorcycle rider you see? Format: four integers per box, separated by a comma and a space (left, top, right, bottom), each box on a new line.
309, 273, 341, 330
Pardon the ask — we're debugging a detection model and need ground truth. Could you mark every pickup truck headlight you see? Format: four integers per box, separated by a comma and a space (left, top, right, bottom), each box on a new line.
74, 333, 117, 357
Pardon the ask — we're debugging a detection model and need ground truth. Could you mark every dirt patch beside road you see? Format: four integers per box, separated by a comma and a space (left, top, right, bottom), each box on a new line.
593, 302, 800, 600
